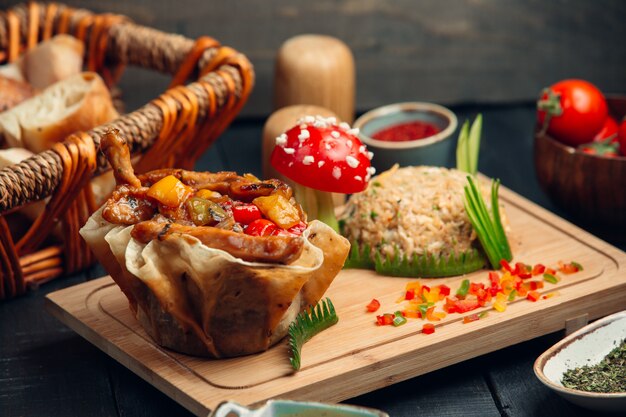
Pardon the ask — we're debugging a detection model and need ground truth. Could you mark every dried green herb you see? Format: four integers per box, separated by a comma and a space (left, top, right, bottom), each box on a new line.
561, 339, 626, 393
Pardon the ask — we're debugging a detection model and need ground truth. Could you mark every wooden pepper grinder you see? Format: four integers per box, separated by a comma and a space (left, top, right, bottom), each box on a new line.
273, 34, 355, 124
262, 105, 345, 216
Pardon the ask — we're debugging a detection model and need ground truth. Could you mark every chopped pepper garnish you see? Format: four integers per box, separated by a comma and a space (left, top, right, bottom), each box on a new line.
456, 279, 470, 298
366, 299, 381, 312
422, 323, 435, 334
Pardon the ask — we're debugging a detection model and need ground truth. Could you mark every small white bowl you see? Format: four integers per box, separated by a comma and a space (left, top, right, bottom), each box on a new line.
534, 310, 626, 413
210, 400, 389, 417
354, 102, 458, 172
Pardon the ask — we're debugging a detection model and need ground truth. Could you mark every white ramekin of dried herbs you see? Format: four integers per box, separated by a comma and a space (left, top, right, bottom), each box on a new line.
534, 310, 626, 413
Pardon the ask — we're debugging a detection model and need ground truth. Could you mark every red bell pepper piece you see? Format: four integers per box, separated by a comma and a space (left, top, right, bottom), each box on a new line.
405, 289, 415, 300
463, 313, 481, 324
438, 285, 451, 297
527, 291, 541, 302
232, 204, 262, 224
366, 299, 381, 312
422, 323, 435, 334
287, 221, 307, 235
454, 299, 480, 313
532, 263, 546, 276
245, 218, 278, 236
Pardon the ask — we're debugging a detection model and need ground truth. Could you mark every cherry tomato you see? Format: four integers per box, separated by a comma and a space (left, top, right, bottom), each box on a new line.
244, 219, 278, 236
619, 119, 626, 157
232, 204, 262, 225
593, 116, 619, 143
287, 221, 307, 235
537, 79, 608, 146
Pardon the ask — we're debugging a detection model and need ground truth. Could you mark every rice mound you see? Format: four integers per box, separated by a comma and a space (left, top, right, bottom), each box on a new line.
340, 166, 480, 260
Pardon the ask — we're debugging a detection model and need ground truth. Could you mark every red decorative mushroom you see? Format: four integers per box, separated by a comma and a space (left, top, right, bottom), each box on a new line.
271, 115, 375, 231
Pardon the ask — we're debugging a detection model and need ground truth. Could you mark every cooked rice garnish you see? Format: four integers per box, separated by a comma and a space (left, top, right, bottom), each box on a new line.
340, 166, 484, 259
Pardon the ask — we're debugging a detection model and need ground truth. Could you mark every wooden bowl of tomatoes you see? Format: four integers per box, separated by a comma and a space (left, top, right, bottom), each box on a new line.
534, 80, 626, 239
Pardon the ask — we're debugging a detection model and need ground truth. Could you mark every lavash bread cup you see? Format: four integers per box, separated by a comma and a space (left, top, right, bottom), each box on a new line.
80, 207, 350, 358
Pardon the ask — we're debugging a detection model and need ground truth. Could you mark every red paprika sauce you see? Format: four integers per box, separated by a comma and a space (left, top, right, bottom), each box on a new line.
371, 120, 440, 142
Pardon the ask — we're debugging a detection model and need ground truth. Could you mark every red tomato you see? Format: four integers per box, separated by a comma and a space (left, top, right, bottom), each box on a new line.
593, 117, 619, 143
537, 79, 608, 146
244, 219, 278, 236
619, 119, 626, 156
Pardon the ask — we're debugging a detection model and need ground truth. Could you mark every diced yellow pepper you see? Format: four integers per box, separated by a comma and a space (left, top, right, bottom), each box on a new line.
195, 189, 221, 200
253, 194, 301, 229
147, 175, 193, 207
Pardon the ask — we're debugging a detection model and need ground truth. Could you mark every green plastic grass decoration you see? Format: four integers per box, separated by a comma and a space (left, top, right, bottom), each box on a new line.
288, 298, 338, 371
344, 242, 486, 277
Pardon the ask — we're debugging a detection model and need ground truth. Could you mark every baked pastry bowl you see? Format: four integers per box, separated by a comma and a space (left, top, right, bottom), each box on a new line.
534, 96, 626, 240
353, 102, 457, 172
80, 130, 350, 358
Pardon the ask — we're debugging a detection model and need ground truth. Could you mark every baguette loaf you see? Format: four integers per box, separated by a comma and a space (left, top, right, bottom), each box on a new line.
0, 72, 119, 153
19, 34, 84, 90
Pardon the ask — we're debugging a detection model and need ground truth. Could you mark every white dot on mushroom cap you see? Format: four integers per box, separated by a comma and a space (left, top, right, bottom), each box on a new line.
346, 155, 359, 168
355, 175, 363, 181
367, 151, 374, 160
332, 166, 342, 179
288, 162, 293, 167
348, 128, 360, 136
318, 160, 325, 167
298, 129, 310, 141
275, 134, 287, 146
359, 145, 366, 154
303, 155, 314, 165
327, 117, 337, 125
304, 115, 315, 124
283, 147, 295, 154
331, 131, 340, 139
339, 122, 350, 131
325, 143, 331, 151
367, 166, 376, 175
347, 140, 352, 148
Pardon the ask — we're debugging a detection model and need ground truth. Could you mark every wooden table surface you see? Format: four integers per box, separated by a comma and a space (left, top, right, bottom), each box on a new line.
2, 104, 624, 417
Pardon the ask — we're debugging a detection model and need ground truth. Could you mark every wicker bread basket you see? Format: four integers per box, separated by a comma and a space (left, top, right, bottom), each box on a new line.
0, 2, 254, 299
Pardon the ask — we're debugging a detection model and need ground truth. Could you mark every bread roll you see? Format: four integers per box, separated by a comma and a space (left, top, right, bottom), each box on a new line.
19, 34, 84, 90
0, 74, 35, 113
0, 72, 119, 153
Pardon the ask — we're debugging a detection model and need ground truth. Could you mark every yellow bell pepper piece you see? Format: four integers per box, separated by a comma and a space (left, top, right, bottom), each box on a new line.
147, 175, 193, 207
253, 194, 301, 229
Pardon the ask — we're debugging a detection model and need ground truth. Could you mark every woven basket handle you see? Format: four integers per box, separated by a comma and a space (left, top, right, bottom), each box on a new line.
0, 2, 254, 214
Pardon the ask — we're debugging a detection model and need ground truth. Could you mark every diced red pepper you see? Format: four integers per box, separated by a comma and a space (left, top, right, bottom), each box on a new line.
366, 299, 381, 312
453, 299, 480, 313
500, 259, 515, 274
532, 264, 546, 276
405, 289, 415, 300
232, 204, 262, 224
245, 218, 278, 236
438, 285, 451, 297
287, 221, 307, 235
527, 291, 541, 302
422, 323, 435, 334
463, 313, 481, 324
558, 261, 582, 274
376, 313, 395, 326
528, 281, 544, 291
516, 262, 532, 279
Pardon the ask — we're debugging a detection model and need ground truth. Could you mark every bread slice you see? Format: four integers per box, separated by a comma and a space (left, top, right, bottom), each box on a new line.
0, 72, 119, 153
0, 74, 35, 112
19, 34, 84, 90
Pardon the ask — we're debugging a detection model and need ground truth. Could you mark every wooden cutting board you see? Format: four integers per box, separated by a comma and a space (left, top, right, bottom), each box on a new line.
45, 185, 626, 416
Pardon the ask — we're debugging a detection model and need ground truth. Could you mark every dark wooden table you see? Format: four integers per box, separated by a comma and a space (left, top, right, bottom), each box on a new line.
2, 104, 624, 417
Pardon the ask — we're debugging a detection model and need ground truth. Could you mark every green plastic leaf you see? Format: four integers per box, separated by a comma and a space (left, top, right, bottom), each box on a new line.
344, 241, 486, 278
288, 298, 338, 371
